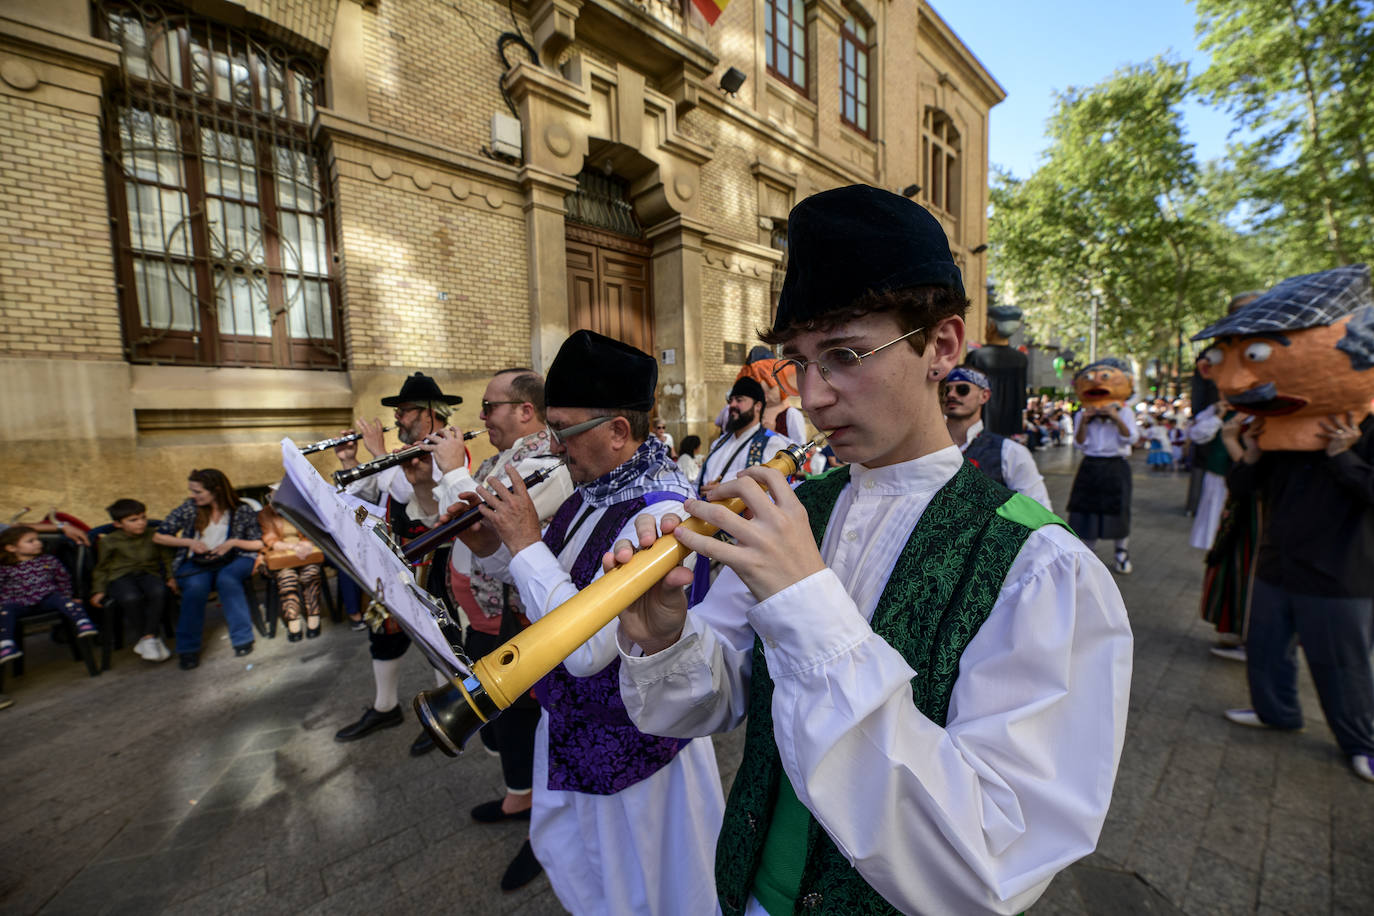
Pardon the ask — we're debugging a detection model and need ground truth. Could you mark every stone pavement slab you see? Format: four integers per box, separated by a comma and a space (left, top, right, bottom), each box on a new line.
1, 447, 1370, 914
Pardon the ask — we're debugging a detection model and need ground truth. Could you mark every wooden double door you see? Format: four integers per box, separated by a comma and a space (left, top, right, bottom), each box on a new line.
565, 225, 654, 355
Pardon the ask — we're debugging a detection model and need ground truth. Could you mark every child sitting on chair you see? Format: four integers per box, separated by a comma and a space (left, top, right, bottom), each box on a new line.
91, 499, 175, 662
0, 525, 97, 664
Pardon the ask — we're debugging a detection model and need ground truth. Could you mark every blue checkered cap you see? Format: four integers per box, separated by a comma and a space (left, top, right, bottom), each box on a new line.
947, 367, 990, 389
1193, 264, 1372, 341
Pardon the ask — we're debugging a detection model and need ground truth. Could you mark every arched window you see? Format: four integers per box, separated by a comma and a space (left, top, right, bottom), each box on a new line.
96, 1, 341, 368
839, 13, 871, 135
922, 108, 961, 221
765, 0, 808, 95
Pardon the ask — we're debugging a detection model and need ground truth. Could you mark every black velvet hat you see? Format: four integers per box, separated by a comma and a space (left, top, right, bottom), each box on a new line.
773, 185, 965, 335
380, 372, 462, 406
729, 377, 766, 403
545, 330, 658, 411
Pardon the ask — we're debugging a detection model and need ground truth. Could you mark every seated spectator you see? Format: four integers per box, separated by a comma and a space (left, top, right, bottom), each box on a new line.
91, 498, 174, 662
1, 525, 97, 663
676, 435, 702, 484
257, 499, 324, 642
153, 469, 262, 670
651, 418, 676, 457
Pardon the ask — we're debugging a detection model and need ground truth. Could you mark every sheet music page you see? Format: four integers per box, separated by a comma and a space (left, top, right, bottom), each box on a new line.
279, 439, 469, 678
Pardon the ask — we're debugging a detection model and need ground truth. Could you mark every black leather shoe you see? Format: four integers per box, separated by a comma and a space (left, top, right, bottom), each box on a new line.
472, 800, 532, 823
500, 839, 543, 892
178, 653, 199, 670
410, 731, 436, 757
234, 643, 253, 657
286, 628, 304, 643
306, 617, 322, 639
334, 705, 403, 742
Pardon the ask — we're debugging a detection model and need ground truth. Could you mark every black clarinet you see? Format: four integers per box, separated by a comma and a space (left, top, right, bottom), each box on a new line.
400, 462, 566, 562
332, 430, 487, 487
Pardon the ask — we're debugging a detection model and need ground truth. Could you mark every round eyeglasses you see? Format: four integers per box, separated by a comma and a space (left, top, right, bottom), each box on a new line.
772, 327, 926, 388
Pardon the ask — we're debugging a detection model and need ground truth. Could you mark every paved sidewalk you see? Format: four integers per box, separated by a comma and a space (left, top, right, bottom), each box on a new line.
1, 448, 1370, 914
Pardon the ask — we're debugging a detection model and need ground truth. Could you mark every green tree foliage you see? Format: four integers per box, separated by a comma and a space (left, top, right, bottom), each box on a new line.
990, 58, 1262, 363
1193, 0, 1374, 271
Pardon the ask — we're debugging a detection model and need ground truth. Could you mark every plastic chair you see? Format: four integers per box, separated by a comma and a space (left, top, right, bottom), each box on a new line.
0, 533, 99, 691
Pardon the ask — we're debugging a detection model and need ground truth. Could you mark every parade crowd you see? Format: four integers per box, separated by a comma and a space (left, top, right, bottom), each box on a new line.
4, 185, 1372, 916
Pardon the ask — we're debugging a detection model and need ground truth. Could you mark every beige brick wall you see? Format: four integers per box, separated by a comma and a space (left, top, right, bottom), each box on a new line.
0, 96, 121, 361
361, 0, 523, 156
334, 163, 530, 372
700, 262, 771, 385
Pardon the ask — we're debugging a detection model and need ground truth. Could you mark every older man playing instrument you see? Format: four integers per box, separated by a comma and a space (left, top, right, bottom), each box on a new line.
447, 330, 723, 915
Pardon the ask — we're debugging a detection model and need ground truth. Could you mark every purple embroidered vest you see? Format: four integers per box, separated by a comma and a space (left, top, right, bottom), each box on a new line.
534, 490, 690, 795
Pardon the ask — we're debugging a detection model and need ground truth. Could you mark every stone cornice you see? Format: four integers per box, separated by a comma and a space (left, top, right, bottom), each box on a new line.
702, 233, 783, 266
580, 0, 717, 80
696, 92, 872, 187
917, 2, 1006, 107
0, 15, 120, 77
504, 59, 592, 118
313, 109, 520, 185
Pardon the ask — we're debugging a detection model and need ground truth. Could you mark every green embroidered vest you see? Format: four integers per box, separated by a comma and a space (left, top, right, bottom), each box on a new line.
714, 462, 1065, 915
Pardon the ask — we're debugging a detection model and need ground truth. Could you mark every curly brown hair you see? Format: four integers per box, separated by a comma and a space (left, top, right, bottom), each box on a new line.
0, 525, 38, 565
759, 285, 970, 354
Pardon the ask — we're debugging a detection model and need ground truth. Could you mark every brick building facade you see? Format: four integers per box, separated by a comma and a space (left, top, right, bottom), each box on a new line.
0, 0, 1001, 522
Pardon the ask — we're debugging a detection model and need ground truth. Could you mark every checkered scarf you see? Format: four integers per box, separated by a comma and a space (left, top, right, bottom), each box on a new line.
578, 436, 694, 508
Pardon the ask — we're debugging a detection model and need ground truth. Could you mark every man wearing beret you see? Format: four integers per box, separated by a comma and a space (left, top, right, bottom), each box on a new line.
699, 376, 796, 502
449, 330, 724, 914
612, 185, 1133, 914
942, 366, 1052, 510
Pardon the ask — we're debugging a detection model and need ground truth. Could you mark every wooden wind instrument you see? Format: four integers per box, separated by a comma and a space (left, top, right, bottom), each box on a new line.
414, 437, 818, 755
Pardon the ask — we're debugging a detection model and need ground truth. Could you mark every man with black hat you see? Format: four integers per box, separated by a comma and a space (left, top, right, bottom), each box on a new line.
611, 185, 1132, 914
699, 376, 795, 501
448, 330, 724, 915
333, 372, 466, 748
943, 366, 1052, 509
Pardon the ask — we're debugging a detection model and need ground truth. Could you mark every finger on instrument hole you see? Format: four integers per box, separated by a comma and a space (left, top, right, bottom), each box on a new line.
634, 513, 662, 549
504, 464, 529, 498
484, 475, 514, 502
733, 466, 796, 517
684, 496, 751, 542
674, 519, 740, 566
738, 464, 794, 502
1317, 418, 1340, 435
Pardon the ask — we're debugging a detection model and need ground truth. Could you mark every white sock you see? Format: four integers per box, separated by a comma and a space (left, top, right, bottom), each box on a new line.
372, 658, 402, 712
1114, 538, 1129, 554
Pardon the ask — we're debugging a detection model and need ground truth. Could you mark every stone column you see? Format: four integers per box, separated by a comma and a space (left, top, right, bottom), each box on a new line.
519, 166, 578, 372
646, 215, 710, 439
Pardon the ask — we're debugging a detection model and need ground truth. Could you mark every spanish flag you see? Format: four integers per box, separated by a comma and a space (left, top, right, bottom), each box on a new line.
691, 0, 730, 25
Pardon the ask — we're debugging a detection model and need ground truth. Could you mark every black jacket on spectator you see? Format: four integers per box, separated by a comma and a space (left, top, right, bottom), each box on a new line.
1227, 415, 1374, 598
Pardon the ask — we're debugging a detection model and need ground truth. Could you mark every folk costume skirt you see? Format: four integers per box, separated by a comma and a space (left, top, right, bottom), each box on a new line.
1067, 455, 1133, 540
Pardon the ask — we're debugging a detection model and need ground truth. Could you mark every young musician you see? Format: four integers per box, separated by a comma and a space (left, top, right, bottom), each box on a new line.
448, 330, 723, 915
610, 185, 1134, 914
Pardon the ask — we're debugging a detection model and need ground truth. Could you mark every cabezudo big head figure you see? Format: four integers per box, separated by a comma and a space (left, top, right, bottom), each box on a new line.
1193, 264, 1374, 451
1073, 358, 1134, 409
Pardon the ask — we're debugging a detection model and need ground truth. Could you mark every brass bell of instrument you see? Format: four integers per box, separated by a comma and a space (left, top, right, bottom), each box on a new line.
414, 673, 500, 756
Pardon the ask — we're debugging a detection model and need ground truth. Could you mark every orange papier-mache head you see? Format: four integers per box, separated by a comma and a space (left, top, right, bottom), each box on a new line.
1194, 264, 1374, 451
1073, 358, 1134, 408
